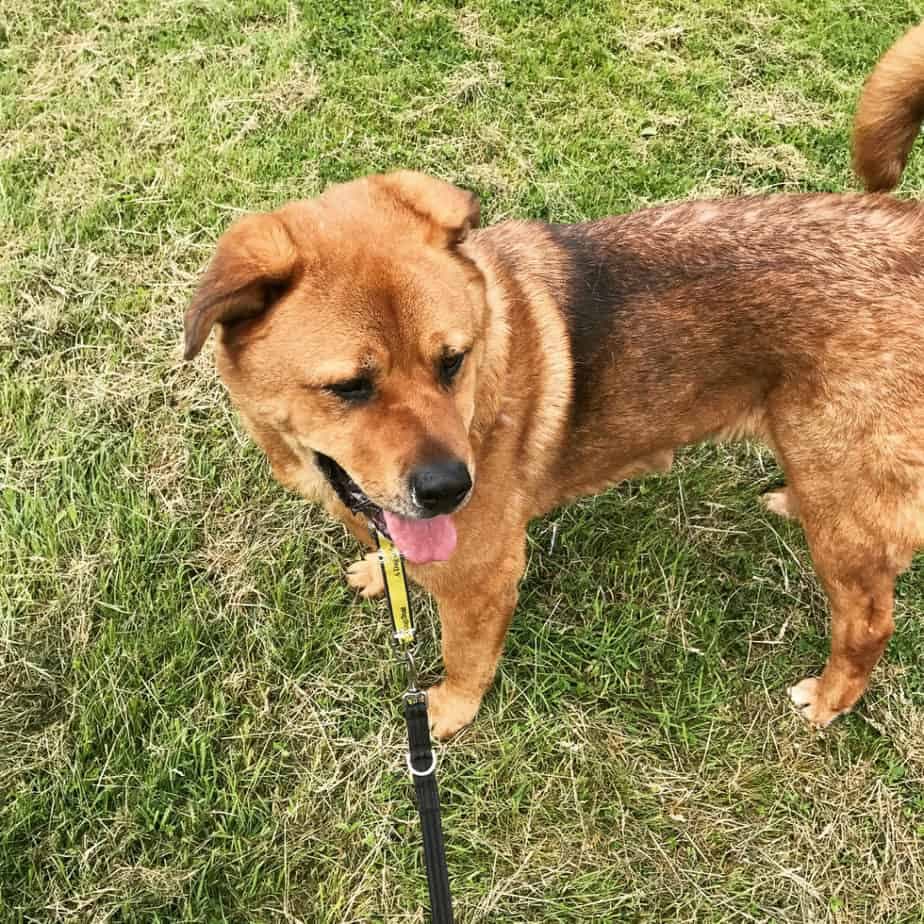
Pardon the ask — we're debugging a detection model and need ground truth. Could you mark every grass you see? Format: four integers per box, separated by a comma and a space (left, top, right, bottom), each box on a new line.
3, 0, 924, 920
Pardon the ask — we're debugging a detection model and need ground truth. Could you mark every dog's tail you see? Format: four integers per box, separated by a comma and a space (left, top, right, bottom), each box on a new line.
853, 22, 924, 191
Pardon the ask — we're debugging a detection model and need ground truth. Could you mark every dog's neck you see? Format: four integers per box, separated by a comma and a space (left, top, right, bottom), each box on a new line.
464, 227, 573, 482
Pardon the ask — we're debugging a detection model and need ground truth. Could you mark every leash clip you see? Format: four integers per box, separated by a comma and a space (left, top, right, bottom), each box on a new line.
401, 649, 420, 693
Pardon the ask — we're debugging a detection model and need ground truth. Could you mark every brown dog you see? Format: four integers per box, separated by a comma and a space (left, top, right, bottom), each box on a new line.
185, 25, 924, 739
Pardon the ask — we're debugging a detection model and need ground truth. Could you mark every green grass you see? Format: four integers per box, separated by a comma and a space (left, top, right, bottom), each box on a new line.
3, 0, 924, 920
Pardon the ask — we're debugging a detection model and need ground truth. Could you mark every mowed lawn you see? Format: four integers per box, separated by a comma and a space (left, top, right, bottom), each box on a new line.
3, 0, 924, 921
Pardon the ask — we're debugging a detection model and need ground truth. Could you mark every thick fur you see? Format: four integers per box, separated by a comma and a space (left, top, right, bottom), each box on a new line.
186, 31, 924, 738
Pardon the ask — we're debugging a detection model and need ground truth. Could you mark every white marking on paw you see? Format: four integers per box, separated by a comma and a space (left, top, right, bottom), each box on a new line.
761, 489, 798, 520
788, 677, 846, 728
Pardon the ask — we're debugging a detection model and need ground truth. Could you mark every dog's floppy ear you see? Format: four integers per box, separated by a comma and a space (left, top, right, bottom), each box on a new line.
183, 212, 299, 360
375, 170, 480, 246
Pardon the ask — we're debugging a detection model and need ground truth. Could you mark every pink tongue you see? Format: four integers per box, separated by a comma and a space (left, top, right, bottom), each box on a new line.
383, 511, 457, 564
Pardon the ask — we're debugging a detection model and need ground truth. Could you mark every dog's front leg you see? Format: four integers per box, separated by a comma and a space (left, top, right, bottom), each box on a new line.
414, 536, 526, 740
317, 497, 391, 599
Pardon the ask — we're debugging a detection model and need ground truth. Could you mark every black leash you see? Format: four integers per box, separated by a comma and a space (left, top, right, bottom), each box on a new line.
374, 530, 454, 924
405, 692, 453, 922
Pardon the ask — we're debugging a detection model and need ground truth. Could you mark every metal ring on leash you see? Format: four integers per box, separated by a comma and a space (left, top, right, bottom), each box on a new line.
406, 749, 438, 778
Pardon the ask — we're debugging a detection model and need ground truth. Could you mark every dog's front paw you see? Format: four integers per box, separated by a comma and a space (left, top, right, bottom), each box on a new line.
426, 682, 480, 740
346, 553, 385, 598
788, 677, 849, 727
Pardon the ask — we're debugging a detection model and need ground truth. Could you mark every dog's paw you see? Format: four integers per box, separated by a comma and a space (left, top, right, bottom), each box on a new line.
426, 682, 480, 740
761, 487, 799, 521
788, 677, 848, 727
346, 553, 385, 598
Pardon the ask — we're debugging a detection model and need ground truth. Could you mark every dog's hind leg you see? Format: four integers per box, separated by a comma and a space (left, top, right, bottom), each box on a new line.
760, 486, 800, 521
788, 518, 903, 726
758, 428, 801, 522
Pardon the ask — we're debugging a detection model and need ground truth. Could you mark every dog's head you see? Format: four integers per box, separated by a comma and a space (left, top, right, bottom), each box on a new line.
184, 171, 488, 563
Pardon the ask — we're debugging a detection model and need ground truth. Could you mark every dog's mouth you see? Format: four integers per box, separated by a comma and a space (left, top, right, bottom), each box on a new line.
314, 452, 458, 564
314, 451, 388, 533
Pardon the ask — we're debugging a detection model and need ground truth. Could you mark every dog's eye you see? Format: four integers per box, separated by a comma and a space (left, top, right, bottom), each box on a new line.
439, 352, 466, 386
326, 377, 374, 403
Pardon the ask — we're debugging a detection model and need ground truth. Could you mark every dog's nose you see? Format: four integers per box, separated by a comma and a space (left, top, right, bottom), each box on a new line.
410, 460, 472, 515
